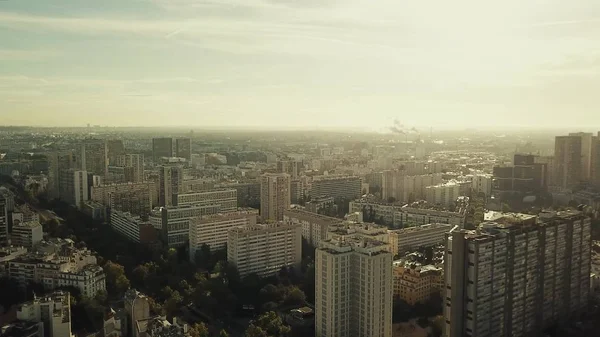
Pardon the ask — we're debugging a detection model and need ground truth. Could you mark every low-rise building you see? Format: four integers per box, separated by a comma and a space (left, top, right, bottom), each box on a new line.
227, 222, 302, 278
8, 242, 105, 298
388, 223, 453, 257
16, 291, 72, 337
10, 221, 43, 249
0, 246, 28, 276
393, 261, 442, 305
188, 209, 258, 261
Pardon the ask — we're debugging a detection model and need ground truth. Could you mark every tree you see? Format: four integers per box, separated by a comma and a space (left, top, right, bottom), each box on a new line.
250, 311, 291, 337
189, 322, 209, 337
103, 261, 130, 297
284, 287, 306, 306
245, 324, 269, 337
164, 290, 183, 318
219, 330, 230, 337
387, 196, 396, 203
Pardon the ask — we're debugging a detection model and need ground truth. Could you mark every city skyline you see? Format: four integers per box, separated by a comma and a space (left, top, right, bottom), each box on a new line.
1, 0, 600, 129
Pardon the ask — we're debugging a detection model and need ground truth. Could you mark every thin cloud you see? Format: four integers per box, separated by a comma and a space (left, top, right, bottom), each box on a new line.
530, 19, 600, 27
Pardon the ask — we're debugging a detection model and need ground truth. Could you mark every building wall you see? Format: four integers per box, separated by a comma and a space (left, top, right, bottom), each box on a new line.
315, 240, 393, 337
227, 222, 301, 278
260, 173, 291, 222
189, 210, 258, 261
311, 175, 362, 200
444, 212, 591, 337
152, 138, 173, 163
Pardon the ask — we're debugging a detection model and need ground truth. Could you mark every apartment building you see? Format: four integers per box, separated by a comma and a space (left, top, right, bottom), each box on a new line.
277, 159, 303, 178
177, 189, 237, 210
0, 193, 7, 246
216, 181, 260, 207
283, 208, 342, 246
16, 291, 72, 337
158, 165, 183, 207
188, 209, 258, 260
382, 171, 443, 202
425, 181, 462, 207
444, 210, 591, 337
393, 261, 442, 305
47, 151, 74, 199
305, 196, 335, 214
115, 153, 145, 183
110, 210, 158, 243
8, 243, 106, 298
349, 198, 467, 228
315, 236, 393, 337
58, 169, 88, 208
310, 175, 362, 200
152, 138, 173, 163
388, 223, 453, 256
150, 204, 223, 247
80, 139, 109, 177
91, 182, 155, 216
11, 221, 43, 249
260, 173, 291, 222
227, 222, 302, 278
554, 135, 583, 189
175, 138, 192, 161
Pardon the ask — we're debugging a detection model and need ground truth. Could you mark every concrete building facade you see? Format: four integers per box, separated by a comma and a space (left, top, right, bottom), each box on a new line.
444, 211, 591, 337
260, 173, 291, 222
315, 236, 393, 337
227, 222, 301, 278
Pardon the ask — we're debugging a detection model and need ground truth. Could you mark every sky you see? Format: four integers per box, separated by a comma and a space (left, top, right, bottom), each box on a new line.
1, 0, 600, 130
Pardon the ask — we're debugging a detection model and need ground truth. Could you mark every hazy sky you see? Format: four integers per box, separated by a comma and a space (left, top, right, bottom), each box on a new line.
1, 0, 600, 130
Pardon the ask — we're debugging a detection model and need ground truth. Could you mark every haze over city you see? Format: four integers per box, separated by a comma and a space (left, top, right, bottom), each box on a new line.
2, 0, 600, 129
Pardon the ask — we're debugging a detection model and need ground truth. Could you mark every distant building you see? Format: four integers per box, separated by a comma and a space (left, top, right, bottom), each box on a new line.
310, 175, 362, 200
315, 235, 393, 337
425, 181, 462, 207
175, 138, 192, 161
150, 204, 224, 248
188, 209, 258, 261
81, 200, 108, 221
493, 154, 548, 197
152, 138, 173, 163
80, 139, 109, 177
227, 222, 301, 278
177, 189, 237, 210
444, 210, 591, 337
350, 198, 467, 228
107, 139, 125, 165
46, 151, 74, 199
91, 182, 155, 217
58, 169, 88, 208
305, 196, 335, 214
277, 160, 303, 178
554, 135, 583, 189
388, 223, 452, 257
110, 210, 158, 243
16, 291, 72, 337
11, 221, 43, 249
467, 173, 493, 197
382, 171, 443, 203
158, 166, 183, 207
283, 208, 342, 246
260, 173, 291, 222
115, 154, 145, 183
393, 261, 442, 305
0, 193, 8, 246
